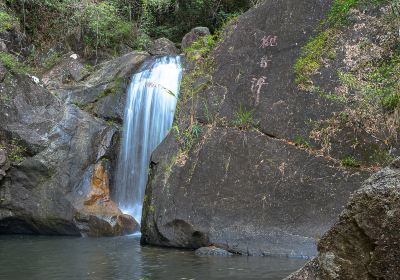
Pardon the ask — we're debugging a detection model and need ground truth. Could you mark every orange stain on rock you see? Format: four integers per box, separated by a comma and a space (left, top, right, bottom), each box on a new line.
83, 163, 121, 216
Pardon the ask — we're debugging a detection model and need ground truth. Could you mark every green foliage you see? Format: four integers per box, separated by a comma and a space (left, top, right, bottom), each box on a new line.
101, 77, 125, 97
0, 51, 30, 74
174, 122, 203, 152
293, 135, 312, 149
338, 53, 400, 112
294, 29, 337, 91
42, 51, 62, 70
184, 34, 217, 59
368, 54, 400, 111
328, 0, 359, 25
0, 9, 17, 32
8, 139, 26, 163
294, 0, 398, 91
341, 155, 361, 167
137, 0, 251, 42
8, 0, 135, 56
233, 105, 256, 129
78, 2, 134, 51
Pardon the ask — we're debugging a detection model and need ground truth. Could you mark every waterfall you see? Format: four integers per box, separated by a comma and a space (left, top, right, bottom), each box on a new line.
115, 55, 183, 224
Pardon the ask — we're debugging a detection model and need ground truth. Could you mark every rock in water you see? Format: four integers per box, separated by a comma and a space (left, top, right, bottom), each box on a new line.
72, 162, 139, 236
285, 158, 400, 280
195, 246, 233, 256
181, 27, 211, 50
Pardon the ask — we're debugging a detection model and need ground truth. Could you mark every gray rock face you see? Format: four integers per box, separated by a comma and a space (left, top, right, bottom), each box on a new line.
0, 51, 148, 236
141, 0, 370, 257
0, 149, 9, 180
181, 27, 211, 49
0, 62, 6, 82
41, 53, 86, 90
141, 128, 367, 257
0, 41, 7, 52
285, 158, 400, 280
148, 38, 178, 56
58, 51, 149, 123
195, 246, 233, 256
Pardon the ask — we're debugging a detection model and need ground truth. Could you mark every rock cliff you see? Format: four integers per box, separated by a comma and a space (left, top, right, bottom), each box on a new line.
0, 51, 147, 236
141, 0, 372, 257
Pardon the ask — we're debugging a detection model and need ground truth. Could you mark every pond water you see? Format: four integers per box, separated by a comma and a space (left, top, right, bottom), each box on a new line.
0, 235, 306, 280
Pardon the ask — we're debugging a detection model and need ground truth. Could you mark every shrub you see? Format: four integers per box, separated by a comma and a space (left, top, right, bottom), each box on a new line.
0, 9, 17, 32
341, 156, 361, 167
75, 2, 135, 52
233, 105, 256, 130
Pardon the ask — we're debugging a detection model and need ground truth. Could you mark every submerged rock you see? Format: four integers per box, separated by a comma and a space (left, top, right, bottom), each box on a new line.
195, 246, 233, 256
285, 158, 400, 280
181, 27, 210, 50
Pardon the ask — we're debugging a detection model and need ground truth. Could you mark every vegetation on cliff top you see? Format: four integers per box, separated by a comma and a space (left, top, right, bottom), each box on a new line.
1, 0, 253, 63
295, 0, 400, 168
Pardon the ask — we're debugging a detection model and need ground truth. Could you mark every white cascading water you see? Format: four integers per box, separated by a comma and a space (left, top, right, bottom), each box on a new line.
115, 55, 183, 224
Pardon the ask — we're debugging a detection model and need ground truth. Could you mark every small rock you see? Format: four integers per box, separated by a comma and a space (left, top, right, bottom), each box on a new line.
181, 27, 211, 50
0, 149, 9, 180
0, 41, 7, 52
148, 38, 178, 56
195, 246, 233, 256
30, 75, 40, 84
0, 149, 6, 166
0, 62, 7, 82
70, 53, 78, 60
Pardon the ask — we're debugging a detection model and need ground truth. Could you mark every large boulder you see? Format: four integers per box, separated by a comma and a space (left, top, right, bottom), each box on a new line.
142, 128, 367, 257
141, 0, 371, 257
148, 38, 178, 56
181, 27, 211, 50
0, 51, 147, 236
285, 158, 400, 280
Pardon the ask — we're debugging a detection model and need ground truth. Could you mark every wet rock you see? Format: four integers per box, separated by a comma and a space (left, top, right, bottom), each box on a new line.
148, 38, 178, 56
181, 27, 210, 50
72, 162, 139, 236
195, 246, 233, 256
285, 158, 400, 280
